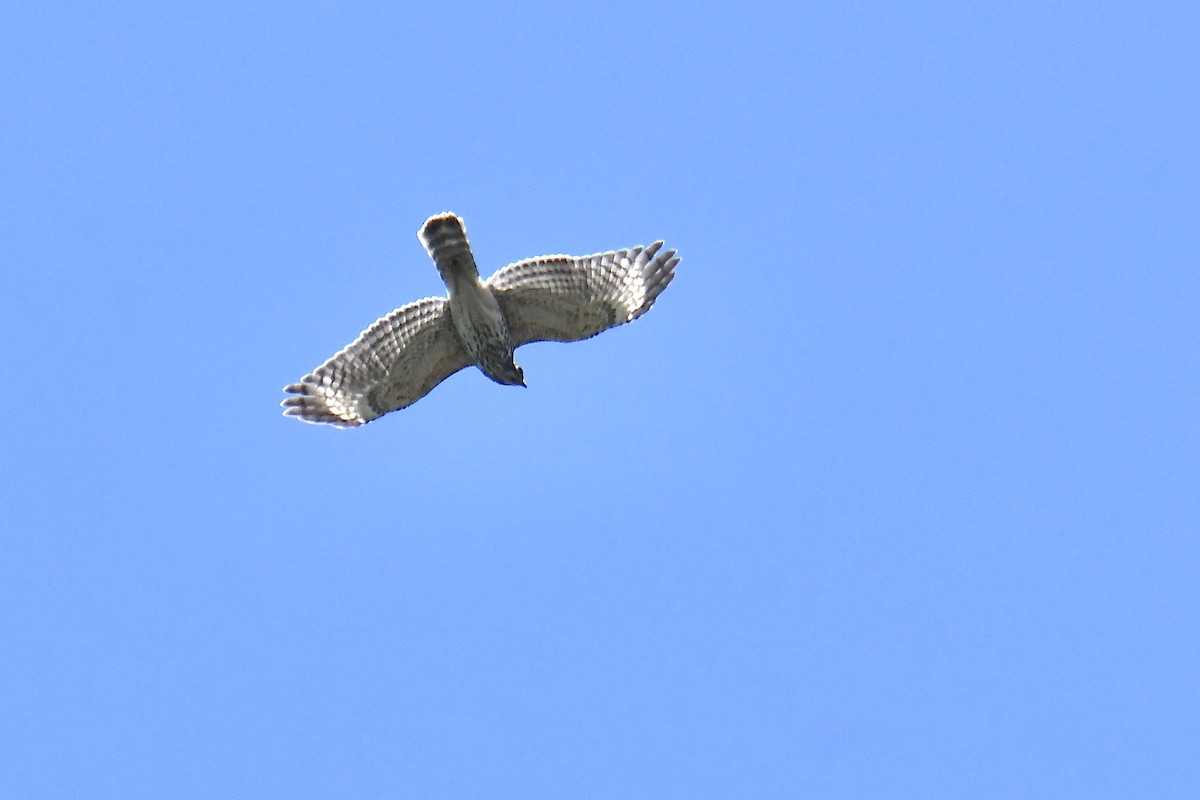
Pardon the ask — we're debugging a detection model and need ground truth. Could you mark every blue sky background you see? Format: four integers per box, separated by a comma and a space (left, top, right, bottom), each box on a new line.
3, 2, 1198, 797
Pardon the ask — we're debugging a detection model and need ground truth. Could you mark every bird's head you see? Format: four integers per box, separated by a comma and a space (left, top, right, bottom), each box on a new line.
507, 363, 527, 388
486, 361, 526, 388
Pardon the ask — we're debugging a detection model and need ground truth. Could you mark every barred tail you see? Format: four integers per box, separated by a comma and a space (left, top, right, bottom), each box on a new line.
419, 212, 479, 281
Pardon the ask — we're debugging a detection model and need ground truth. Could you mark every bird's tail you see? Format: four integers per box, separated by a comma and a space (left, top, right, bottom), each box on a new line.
419, 212, 478, 281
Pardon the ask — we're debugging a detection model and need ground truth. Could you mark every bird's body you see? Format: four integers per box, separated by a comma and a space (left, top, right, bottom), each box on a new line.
420, 214, 524, 386
282, 212, 678, 426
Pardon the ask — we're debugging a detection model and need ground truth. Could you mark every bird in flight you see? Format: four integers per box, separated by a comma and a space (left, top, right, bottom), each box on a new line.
282, 213, 678, 426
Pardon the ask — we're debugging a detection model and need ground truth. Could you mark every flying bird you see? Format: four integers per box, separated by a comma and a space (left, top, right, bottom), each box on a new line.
282, 213, 678, 426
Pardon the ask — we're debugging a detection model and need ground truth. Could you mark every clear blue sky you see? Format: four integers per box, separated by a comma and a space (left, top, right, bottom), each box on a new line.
3, 2, 1197, 797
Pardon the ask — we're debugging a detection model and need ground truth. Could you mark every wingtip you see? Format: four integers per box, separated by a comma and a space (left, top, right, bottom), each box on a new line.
280, 380, 367, 427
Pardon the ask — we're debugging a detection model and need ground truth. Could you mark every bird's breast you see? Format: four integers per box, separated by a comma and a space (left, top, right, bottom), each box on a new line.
447, 279, 513, 361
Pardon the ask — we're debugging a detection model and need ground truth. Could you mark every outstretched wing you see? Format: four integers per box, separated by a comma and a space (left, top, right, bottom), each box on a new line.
281, 297, 471, 426
486, 242, 678, 346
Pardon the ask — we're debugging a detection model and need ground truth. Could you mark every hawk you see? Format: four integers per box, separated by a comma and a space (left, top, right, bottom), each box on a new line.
282, 213, 679, 426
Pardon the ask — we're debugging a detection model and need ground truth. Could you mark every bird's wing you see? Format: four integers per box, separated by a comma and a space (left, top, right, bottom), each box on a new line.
486, 242, 678, 346
282, 296, 471, 426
